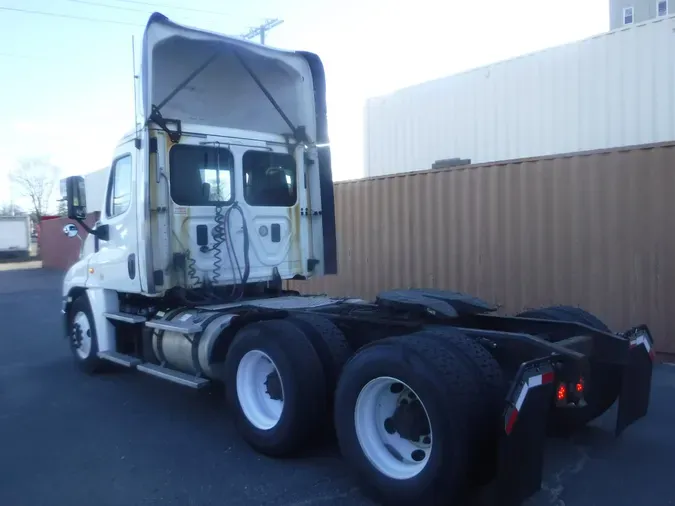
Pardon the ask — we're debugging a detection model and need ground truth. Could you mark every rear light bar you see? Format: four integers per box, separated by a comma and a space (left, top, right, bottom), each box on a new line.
555, 377, 586, 407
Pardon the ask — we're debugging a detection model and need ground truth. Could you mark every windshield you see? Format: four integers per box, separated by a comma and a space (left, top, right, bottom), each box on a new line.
169, 145, 234, 206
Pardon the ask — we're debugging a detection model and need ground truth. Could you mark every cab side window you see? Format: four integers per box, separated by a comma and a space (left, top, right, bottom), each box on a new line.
169, 145, 234, 206
106, 155, 132, 218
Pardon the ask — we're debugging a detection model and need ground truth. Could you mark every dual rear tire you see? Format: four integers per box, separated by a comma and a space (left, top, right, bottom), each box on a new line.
226, 320, 504, 506
334, 330, 504, 505
223, 315, 352, 456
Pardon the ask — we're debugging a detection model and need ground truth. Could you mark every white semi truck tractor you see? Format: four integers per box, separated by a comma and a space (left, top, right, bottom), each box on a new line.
61, 13, 655, 506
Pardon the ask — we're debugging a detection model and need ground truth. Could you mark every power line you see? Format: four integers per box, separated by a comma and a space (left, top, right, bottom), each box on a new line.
93, 0, 233, 16
57, 0, 230, 19
0, 6, 144, 27
1, 5, 285, 59
60, 0, 151, 15
0, 51, 93, 62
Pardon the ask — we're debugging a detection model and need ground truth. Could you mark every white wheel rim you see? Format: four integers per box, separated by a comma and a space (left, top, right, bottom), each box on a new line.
73, 311, 92, 360
236, 350, 284, 430
354, 376, 433, 480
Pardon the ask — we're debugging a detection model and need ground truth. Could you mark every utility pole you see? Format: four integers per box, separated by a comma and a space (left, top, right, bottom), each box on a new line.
242, 18, 284, 45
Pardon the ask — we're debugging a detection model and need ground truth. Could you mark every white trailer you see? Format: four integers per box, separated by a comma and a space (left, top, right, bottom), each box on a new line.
0, 215, 31, 259
58, 12, 654, 506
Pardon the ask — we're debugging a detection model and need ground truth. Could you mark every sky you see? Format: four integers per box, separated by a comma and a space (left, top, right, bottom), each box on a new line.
0, 0, 609, 211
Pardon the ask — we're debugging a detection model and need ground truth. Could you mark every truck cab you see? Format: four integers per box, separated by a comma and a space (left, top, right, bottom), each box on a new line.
63, 12, 336, 301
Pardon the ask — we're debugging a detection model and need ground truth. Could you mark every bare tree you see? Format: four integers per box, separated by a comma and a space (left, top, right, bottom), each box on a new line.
57, 199, 68, 217
9, 158, 61, 223
0, 202, 23, 216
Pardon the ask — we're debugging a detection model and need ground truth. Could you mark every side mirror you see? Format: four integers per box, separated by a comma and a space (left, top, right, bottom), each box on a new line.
64, 176, 87, 220
63, 223, 79, 238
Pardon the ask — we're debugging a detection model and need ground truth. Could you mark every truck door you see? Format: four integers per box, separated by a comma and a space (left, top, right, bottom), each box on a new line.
239, 147, 305, 281
86, 141, 142, 293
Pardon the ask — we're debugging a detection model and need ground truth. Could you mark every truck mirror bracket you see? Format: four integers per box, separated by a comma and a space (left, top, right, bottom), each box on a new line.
75, 219, 109, 242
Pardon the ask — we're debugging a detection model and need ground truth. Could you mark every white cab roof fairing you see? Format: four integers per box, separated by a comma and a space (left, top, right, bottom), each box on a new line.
141, 12, 317, 141
140, 12, 339, 278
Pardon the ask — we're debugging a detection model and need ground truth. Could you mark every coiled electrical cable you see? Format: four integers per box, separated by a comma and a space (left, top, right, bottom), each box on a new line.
184, 247, 202, 287
205, 143, 251, 298
211, 204, 226, 285
211, 145, 226, 286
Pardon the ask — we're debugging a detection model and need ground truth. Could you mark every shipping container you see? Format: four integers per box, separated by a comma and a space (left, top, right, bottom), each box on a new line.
39, 213, 100, 270
289, 142, 675, 354
364, 15, 675, 177
0, 216, 31, 259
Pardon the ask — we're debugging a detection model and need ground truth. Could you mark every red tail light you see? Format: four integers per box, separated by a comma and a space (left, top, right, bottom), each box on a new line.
557, 383, 567, 401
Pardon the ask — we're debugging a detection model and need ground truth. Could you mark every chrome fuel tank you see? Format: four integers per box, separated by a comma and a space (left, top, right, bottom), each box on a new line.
151, 308, 235, 379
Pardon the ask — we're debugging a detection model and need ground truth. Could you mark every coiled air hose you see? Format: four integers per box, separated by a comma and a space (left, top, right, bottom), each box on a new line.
208, 144, 250, 298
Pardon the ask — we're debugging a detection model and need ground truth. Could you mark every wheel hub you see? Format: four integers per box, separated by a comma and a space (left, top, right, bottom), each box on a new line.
354, 377, 433, 480
71, 312, 92, 360
265, 370, 284, 401
236, 350, 285, 430
72, 323, 83, 348
386, 392, 431, 443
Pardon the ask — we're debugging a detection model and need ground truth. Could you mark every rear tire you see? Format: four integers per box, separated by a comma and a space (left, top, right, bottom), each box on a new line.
67, 295, 104, 374
286, 313, 352, 396
334, 331, 487, 506
424, 328, 505, 485
516, 305, 621, 433
224, 319, 327, 457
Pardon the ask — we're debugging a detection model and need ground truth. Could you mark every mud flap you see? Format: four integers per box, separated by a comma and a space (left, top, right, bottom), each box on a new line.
615, 325, 654, 436
496, 360, 556, 506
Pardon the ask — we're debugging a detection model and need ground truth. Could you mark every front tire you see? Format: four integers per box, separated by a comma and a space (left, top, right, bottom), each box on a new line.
224, 319, 327, 457
68, 295, 104, 374
334, 332, 486, 506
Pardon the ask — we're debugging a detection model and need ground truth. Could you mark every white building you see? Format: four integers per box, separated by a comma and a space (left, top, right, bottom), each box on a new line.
610, 0, 672, 29
364, 15, 675, 177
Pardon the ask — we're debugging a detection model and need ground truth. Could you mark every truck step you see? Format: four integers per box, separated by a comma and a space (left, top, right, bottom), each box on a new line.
136, 363, 210, 389
104, 312, 147, 324
145, 319, 203, 334
97, 351, 142, 368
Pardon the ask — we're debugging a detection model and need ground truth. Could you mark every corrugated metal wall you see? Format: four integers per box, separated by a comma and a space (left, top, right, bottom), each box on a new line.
40, 213, 100, 270
365, 15, 675, 177
290, 142, 675, 354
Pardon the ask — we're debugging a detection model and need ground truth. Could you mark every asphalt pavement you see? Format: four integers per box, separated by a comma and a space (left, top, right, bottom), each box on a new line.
1, 265, 674, 506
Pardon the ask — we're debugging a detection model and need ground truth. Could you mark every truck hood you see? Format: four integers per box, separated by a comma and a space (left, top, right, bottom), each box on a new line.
141, 13, 318, 141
